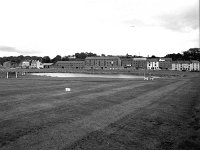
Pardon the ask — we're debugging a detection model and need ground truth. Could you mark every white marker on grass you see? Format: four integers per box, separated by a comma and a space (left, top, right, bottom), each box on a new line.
65, 88, 71, 92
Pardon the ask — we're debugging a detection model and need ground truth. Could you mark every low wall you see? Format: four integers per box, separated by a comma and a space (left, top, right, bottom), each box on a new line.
1, 68, 199, 78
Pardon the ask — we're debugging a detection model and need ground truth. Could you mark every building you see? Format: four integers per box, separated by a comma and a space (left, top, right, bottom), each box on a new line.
172, 61, 190, 71
30, 60, 43, 69
172, 61, 179, 71
132, 57, 147, 69
147, 58, 159, 70
55, 61, 85, 69
85, 56, 121, 69
120, 57, 133, 68
43, 63, 54, 68
3, 61, 12, 68
21, 60, 31, 69
190, 60, 200, 71
158, 58, 172, 69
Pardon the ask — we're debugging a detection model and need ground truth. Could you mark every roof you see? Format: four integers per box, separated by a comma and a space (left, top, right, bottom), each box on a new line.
22, 60, 31, 62
31, 60, 40, 64
147, 58, 159, 62
56, 61, 84, 64
159, 58, 172, 61
43, 63, 53, 65
120, 58, 133, 61
85, 56, 120, 60
31, 60, 40, 62
172, 61, 190, 64
133, 57, 147, 61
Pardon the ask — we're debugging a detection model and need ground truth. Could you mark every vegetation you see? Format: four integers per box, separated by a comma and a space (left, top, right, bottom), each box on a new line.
0, 52, 98, 65
0, 48, 199, 65
75, 52, 97, 59
0, 74, 200, 149
164, 48, 200, 61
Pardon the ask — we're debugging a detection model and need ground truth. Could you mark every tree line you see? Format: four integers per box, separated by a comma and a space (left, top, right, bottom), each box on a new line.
0, 52, 98, 65
0, 48, 199, 65
164, 48, 200, 61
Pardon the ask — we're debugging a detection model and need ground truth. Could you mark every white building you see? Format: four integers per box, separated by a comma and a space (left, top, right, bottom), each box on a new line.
190, 60, 200, 71
30, 60, 43, 69
147, 58, 159, 70
21, 60, 31, 69
172, 61, 191, 71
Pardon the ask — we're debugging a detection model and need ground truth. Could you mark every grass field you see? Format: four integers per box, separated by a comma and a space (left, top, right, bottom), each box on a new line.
0, 73, 200, 150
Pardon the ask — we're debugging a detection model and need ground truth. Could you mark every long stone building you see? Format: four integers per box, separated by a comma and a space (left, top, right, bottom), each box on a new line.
85, 56, 122, 69
55, 61, 85, 69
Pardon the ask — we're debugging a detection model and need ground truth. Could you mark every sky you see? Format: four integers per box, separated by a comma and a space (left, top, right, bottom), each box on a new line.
0, 0, 199, 58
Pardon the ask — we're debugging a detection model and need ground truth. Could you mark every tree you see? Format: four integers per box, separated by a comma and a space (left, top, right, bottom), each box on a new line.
164, 53, 183, 61
183, 48, 200, 61
75, 52, 97, 59
61, 56, 69, 61
16, 55, 25, 63
52, 55, 61, 63
87, 52, 97, 57
42, 56, 51, 63
75, 52, 86, 59
31, 56, 42, 61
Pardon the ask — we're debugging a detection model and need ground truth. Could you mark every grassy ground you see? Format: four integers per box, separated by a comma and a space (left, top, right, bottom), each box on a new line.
0, 73, 200, 150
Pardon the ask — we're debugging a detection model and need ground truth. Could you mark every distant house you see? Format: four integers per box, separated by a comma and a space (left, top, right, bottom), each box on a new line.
21, 60, 31, 69
68, 55, 76, 59
85, 56, 121, 69
55, 61, 85, 69
172, 61, 190, 71
190, 60, 200, 71
3, 61, 12, 68
30, 60, 43, 69
43, 63, 54, 69
147, 58, 159, 70
132, 57, 147, 69
159, 58, 172, 70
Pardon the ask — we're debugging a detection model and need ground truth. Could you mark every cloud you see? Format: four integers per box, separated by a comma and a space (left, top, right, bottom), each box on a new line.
122, 1, 199, 32
0, 46, 39, 54
122, 18, 148, 27
156, 3, 199, 32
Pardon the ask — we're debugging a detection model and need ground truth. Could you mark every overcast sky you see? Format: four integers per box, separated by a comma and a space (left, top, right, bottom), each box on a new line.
0, 0, 199, 58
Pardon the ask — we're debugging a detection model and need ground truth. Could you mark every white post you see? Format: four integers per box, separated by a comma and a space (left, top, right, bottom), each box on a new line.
16, 72, 18, 78
65, 88, 71, 92
6, 72, 8, 79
